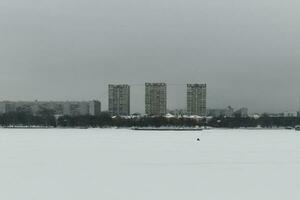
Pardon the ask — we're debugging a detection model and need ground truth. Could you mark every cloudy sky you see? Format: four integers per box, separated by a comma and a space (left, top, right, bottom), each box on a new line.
0, 0, 299, 113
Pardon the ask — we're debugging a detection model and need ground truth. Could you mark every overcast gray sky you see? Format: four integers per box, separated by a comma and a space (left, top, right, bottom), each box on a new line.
0, 0, 300, 113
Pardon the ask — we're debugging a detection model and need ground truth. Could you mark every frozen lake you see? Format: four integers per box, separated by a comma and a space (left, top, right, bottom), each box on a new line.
0, 128, 300, 199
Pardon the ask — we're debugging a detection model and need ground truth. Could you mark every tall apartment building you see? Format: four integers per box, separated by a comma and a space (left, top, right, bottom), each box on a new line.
108, 84, 130, 116
145, 83, 167, 116
187, 84, 207, 116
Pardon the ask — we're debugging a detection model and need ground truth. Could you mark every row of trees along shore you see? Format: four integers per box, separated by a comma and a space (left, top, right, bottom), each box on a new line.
1, 110, 300, 128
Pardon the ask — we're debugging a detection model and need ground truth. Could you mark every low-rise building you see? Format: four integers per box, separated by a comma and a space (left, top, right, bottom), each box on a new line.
283, 111, 298, 117
0, 100, 101, 116
234, 108, 248, 118
89, 100, 101, 116
207, 106, 234, 118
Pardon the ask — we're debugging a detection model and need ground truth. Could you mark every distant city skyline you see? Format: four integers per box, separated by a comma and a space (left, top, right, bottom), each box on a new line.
1, 81, 300, 114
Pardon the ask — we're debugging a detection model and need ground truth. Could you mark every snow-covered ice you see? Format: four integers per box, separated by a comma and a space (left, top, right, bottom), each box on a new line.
0, 128, 300, 200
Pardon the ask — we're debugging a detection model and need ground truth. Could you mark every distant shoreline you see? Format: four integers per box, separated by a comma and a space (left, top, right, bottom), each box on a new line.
0, 126, 297, 131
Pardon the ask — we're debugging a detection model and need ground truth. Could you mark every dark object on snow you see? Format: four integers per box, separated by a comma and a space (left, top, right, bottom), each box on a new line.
197, 138, 200, 141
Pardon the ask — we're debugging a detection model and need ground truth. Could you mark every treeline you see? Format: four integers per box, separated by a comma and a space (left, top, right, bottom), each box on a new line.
0, 111, 204, 127
0, 110, 56, 127
1, 110, 300, 128
57, 114, 203, 128
209, 115, 300, 128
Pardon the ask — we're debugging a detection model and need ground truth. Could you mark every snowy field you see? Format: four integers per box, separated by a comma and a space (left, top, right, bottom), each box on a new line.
0, 128, 300, 200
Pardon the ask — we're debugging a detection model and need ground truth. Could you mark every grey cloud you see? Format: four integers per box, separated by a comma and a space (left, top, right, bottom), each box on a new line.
0, 0, 300, 113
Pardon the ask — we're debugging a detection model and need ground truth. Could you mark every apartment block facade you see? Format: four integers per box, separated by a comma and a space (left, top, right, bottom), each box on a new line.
108, 84, 130, 116
187, 84, 207, 116
145, 83, 167, 116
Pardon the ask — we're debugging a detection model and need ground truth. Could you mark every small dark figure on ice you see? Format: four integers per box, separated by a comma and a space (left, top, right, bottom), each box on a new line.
197, 138, 200, 141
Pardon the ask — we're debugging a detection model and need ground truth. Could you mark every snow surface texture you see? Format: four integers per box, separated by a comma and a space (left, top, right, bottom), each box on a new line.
0, 128, 300, 200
